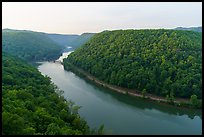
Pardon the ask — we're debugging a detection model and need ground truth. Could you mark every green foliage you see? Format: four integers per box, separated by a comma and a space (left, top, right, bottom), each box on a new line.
45, 123, 61, 135
47, 33, 95, 50
69, 33, 95, 50
47, 34, 79, 46
2, 52, 93, 135
166, 92, 175, 104
64, 29, 202, 100
97, 124, 105, 135
2, 112, 25, 135
23, 127, 36, 135
190, 94, 202, 108
89, 124, 105, 135
142, 89, 147, 98
2, 29, 63, 62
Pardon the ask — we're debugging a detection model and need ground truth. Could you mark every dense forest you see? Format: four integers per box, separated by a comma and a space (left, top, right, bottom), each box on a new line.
2, 52, 104, 135
63, 29, 202, 102
2, 29, 95, 61
2, 29, 64, 62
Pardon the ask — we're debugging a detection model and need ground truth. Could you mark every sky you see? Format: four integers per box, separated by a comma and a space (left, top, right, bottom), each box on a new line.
2, 2, 202, 35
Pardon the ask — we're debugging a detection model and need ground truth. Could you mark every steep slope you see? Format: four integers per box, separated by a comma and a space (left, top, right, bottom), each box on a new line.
2, 52, 96, 135
174, 26, 202, 32
47, 33, 79, 46
69, 33, 95, 49
2, 29, 64, 62
63, 29, 202, 100
46, 33, 95, 50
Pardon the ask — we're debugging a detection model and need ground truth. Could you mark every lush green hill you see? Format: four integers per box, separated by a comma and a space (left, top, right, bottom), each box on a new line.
69, 33, 95, 49
47, 33, 79, 47
174, 26, 202, 32
46, 33, 95, 50
2, 52, 102, 135
63, 29, 202, 100
2, 29, 64, 62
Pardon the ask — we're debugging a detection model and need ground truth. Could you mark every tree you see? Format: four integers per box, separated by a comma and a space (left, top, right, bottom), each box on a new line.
23, 127, 36, 135
45, 123, 61, 135
2, 112, 25, 135
142, 89, 147, 98
166, 91, 174, 104
190, 94, 201, 108
97, 124, 105, 135
169, 91, 175, 104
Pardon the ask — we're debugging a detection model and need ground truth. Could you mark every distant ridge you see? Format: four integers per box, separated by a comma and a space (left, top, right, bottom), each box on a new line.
47, 34, 79, 46
2, 29, 64, 61
174, 26, 202, 32
2, 28, 95, 49
68, 33, 96, 50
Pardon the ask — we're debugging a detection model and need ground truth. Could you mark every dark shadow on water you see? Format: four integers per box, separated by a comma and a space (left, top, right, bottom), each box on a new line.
31, 62, 44, 67
66, 69, 202, 120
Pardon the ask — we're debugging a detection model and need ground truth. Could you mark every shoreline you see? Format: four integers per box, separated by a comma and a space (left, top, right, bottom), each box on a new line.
63, 62, 200, 109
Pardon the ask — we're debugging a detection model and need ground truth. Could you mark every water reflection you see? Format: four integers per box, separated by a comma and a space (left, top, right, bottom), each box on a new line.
38, 51, 202, 135
68, 69, 202, 120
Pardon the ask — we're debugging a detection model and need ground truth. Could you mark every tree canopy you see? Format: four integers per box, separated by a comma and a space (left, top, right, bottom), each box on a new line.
63, 29, 202, 99
2, 29, 64, 62
2, 52, 98, 135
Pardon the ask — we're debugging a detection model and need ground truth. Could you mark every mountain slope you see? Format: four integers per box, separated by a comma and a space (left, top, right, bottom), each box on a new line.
2, 52, 91, 135
46, 33, 95, 50
47, 33, 79, 46
2, 29, 64, 62
69, 33, 95, 49
63, 29, 202, 99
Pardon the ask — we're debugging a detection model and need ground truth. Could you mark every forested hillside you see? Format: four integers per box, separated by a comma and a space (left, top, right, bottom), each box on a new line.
2, 29, 64, 62
47, 33, 79, 46
63, 29, 202, 100
2, 52, 101, 135
69, 33, 95, 49
47, 33, 95, 50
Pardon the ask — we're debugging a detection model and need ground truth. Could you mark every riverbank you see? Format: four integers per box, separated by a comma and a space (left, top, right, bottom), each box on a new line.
63, 62, 201, 109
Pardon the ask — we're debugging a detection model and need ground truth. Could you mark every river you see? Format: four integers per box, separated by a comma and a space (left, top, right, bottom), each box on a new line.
37, 51, 202, 135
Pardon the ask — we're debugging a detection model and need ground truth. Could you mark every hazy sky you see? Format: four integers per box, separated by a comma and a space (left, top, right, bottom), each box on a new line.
2, 2, 202, 34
